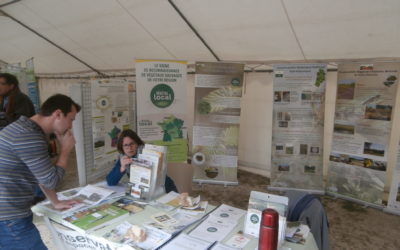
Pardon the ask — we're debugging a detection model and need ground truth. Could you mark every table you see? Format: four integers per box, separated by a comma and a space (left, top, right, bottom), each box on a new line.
32, 197, 318, 250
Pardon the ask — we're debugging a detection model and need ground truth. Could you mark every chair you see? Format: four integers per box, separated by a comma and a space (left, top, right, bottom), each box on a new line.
166, 163, 194, 195
286, 190, 329, 250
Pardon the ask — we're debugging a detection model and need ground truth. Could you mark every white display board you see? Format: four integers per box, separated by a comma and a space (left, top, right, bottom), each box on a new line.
327, 63, 399, 206
192, 62, 244, 185
270, 64, 327, 192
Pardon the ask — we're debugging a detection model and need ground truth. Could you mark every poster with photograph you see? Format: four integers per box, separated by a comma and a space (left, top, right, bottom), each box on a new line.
270, 64, 327, 191
327, 63, 399, 205
90, 79, 130, 176
387, 142, 400, 213
192, 62, 244, 184
136, 60, 188, 162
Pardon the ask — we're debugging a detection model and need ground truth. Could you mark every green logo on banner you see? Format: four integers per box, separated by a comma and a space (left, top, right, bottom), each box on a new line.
250, 214, 259, 224
150, 84, 174, 108
231, 78, 240, 86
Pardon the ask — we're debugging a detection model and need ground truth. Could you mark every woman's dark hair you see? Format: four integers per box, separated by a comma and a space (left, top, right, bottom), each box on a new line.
117, 129, 144, 154
0, 73, 19, 87
39, 94, 81, 116
0, 73, 21, 117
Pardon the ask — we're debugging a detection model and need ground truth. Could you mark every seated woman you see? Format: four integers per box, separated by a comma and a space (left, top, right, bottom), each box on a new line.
106, 129, 178, 193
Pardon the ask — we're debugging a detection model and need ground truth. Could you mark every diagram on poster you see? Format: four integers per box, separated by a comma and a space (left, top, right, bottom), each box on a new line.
192, 62, 244, 184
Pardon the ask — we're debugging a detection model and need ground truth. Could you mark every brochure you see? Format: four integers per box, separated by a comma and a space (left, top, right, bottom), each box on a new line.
62, 203, 129, 233
162, 233, 212, 250
210, 204, 246, 221
189, 215, 237, 243
111, 197, 145, 214
39, 185, 115, 214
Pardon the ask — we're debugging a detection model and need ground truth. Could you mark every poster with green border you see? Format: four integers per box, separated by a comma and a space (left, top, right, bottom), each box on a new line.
136, 60, 188, 162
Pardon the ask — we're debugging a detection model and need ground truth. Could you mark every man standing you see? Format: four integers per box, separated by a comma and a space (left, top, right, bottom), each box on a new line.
0, 73, 35, 130
0, 94, 80, 249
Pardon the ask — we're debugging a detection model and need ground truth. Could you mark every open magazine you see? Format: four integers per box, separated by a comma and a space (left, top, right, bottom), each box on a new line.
39, 185, 115, 214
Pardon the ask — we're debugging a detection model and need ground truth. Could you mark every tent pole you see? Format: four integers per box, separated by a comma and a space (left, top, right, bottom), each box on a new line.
168, 0, 221, 62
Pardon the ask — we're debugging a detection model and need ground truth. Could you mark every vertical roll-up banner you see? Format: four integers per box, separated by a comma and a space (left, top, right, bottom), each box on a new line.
136, 60, 188, 162
90, 79, 131, 180
386, 142, 400, 215
192, 62, 244, 185
327, 63, 399, 206
270, 64, 327, 192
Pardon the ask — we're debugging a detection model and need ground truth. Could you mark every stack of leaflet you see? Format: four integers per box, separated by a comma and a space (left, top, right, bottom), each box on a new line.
128, 144, 167, 201
285, 221, 310, 244
244, 191, 289, 247
39, 185, 115, 214
189, 204, 246, 243
153, 191, 204, 213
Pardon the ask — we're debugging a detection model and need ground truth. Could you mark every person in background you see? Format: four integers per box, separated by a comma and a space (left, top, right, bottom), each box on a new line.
0, 94, 81, 249
106, 129, 178, 193
0, 73, 35, 130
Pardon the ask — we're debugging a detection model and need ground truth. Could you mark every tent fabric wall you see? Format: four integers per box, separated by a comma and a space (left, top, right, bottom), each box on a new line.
1, 0, 400, 74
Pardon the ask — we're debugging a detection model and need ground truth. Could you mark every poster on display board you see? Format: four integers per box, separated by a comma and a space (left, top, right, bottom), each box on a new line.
270, 64, 327, 191
136, 59, 188, 163
385, 143, 400, 215
192, 62, 244, 184
327, 63, 399, 205
90, 79, 130, 177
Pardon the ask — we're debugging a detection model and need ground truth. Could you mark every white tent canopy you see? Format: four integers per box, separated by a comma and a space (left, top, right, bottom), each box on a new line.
1, 0, 400, 74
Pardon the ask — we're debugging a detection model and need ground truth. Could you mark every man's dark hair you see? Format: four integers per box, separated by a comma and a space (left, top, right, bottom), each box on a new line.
0, 73, 19, 87
117, 129, 144, 154
39, 94, 81, 116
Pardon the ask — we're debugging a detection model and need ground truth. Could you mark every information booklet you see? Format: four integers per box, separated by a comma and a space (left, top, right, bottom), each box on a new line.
243, 191, 288, 246
128, 144, 168, 201
62, 203, 129, 233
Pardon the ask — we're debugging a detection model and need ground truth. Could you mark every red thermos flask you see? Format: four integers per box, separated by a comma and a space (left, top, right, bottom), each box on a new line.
258, 208, 279, 250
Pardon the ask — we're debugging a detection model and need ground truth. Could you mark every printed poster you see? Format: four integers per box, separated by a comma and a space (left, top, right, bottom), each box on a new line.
386, 142, 400, 214
270, 64, 327, 190
327, 63, 399, 205
90, 79, 130, 177
136, 60, 188, 162
192, 62, 244, 184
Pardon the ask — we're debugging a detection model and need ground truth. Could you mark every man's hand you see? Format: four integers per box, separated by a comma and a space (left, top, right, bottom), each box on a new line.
56, 130, 76, 155
53, 199, 80, 210
120, 156, 132, 173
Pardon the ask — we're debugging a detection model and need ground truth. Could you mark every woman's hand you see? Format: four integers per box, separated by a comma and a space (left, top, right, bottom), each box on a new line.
120, 156, 132, 173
